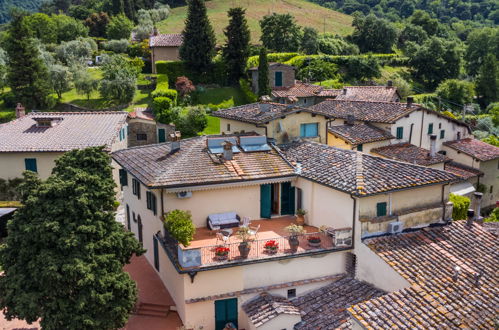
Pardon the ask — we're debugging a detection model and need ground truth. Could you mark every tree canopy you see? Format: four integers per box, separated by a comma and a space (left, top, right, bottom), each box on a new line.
222, 7, 250, 86
350, 14, 397, 53
259, 13, 302, 52
0, 147, 144, 330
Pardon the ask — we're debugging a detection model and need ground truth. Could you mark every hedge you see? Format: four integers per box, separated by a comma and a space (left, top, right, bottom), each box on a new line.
151, 73, 178, 104
247, 52, 299, 69
152, 97, 177, 124
155, 60, 227, 85
239, 78, 257, 103
449, 193, 470, 220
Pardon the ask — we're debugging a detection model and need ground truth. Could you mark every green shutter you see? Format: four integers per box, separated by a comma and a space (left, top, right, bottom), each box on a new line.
428, 123, 433, 134
119, 169, 128, 186
153, 236, 159, 271
275, 71, 283, 87
280, 182, 295, 215
158, 129, 166, 143
440, 130, 445, 139
376, 202, 387, 217
260, 184, 271, 218
396, 127, 403, 139
126, 205, 131, 230
357, 144, 363, 152
215, 298, 238, 330
24, 158, 37, 173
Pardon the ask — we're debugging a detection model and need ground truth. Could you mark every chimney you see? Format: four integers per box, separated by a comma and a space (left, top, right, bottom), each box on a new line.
473, 192, 483, 223
168, 131, 181, 153
16, 103, 25, 118
452, 266, 461, 282
259, 101, 271, 113
466, 209, 474, 227
222, 140, 233, 161
346, 114, 355, 125
406, 97, 414, 108
429, 134, 437, 157
387, 80, 393, 87
153, 27, 158, 36
342, 88, 347, 95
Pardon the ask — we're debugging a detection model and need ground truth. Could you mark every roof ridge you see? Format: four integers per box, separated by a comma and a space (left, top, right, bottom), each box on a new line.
354, 153, 367, 195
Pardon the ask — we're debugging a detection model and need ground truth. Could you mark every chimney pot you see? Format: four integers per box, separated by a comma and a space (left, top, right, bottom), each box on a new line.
153, 27, 158, 36
342, 88, 347, 95
452, 266, 461, 282
222, 140, 233, 161
259, 101, 271, 113
473, 192, 484, 223
168, 131, 181, 153
16, 103, 25, 118
406, 97, 414, 108
387, 80, 393, 87
346, 115, 355, 125
466, 209, 474, 227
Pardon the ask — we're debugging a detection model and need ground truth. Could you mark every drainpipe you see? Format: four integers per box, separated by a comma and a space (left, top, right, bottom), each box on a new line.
325, 118, 336, 145
161, 188, 165, 217
408, 123, 414, 144
441, 183, 449, 223
349, 194, 358, 249
388, 193, 392, 216
419, 110, 425, 147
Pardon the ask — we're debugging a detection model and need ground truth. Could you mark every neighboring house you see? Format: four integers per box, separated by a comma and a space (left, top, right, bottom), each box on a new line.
112, 135, 458, 329
0, 110, 128, 181
271, 81, 324, 107
371, 142, 450, 170
127, 108, 175, 147
150, 33, 183, 73
335, 84, 401, 102
249, 63, 295, 95
327, 122, 394, 154
349, 221, 498, 329
442, 138, 499, 209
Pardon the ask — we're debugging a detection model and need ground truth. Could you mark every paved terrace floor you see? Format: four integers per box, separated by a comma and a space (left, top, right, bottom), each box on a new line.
185, 216, 335, 266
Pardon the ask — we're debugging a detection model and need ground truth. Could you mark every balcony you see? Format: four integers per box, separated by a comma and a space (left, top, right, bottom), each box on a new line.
156, 216, 352, 271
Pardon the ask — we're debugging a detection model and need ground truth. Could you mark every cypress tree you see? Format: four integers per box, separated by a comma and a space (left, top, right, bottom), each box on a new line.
476, 53, 498, 106
180, 0, 216, 75
222, 7, 250, 86
5, 12, 51, 109
258, 47, 271, 97
0, 147, 144, 330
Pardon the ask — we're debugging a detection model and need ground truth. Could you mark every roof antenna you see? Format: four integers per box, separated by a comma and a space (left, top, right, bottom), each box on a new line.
452, 266, 461, 282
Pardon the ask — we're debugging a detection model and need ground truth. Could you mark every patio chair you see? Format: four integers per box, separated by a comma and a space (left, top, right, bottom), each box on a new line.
240, 217, 251, 228
216, 231, 231, 245
247, 224, 260, 239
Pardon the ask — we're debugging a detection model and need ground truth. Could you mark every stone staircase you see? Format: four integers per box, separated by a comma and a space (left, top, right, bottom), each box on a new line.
135, 302, 176, 318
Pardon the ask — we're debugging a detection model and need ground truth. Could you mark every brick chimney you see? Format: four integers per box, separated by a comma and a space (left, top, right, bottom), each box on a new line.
342, 88, 347, 95
406, 97, 414, 108
387, 80, 393, 87
16, 103, 25, 118
346, 114, 355, 126
168, 131, 181, 154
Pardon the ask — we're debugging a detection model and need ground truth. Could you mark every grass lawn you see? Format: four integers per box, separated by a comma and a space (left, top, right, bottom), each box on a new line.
203, 116, 220, 135
195, 87, 248, 106
157, 0, 353, 43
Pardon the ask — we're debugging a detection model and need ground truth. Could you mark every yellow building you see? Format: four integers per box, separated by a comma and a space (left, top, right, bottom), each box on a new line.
112, 135, 458, 329
0, 111, 128, 181
149, 33, 183, 73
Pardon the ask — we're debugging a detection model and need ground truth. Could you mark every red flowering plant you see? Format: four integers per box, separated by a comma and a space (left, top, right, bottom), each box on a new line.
215, 246, 230, 256
264, 240, 279, 252
307, 236, 321, 244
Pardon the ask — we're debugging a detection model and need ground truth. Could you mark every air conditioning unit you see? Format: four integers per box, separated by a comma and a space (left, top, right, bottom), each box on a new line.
387, 221, 403, 234
176, 191, 192, 199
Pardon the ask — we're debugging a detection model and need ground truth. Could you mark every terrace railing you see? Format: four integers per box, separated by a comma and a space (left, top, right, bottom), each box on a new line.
157, 227, 352, 270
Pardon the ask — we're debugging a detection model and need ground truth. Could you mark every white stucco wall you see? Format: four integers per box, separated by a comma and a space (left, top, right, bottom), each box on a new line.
0, 152, 63, 180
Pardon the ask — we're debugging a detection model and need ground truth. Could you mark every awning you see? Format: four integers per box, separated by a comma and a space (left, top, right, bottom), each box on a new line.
450, 181, 475, 196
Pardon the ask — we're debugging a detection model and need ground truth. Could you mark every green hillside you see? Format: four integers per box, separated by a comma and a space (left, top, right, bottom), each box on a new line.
0, 0, 43, 24
157, 0, 353, 43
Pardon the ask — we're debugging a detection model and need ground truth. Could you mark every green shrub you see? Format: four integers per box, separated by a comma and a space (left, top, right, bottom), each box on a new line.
314, 79, 343, 89
155, 60, 227, 85
152, 97, 177, 124
151, 73, 178, 104
206, 98, 234, 112
156, 73, 169, 89
164, 209, 196, 247
449, 193, 471, 220
246, 52, 299, 68
156, 61, 185, 83
485, 208, 498, 222
239, 78, 257, 103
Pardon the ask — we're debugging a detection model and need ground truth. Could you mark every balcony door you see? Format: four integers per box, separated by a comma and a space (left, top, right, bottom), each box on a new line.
215, 298, 237, 330
280, 182, 295, 215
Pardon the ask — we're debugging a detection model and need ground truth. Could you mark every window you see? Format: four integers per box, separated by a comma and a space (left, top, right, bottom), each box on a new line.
356, 144, 363, 152
490, 185, 494, 194
136, 133, 147, 141
132, 211, 137, 223
300, 123, 318, 137
24, 158, 37, 173
119, 169, 128, 186
303, 98, 307, 104
440, 130, 445, 139
376, 202, 387, 217
119, 127, 126, 141
439, 123, 442, 129
428, 123, 433, 134
146, 191, 157, 215
287, 289, 296, 299
227, 123, 231, 131
126, 204, 131, 230
457, 132, 461, 140
396, 127, 403, 139
132, 178, 141, 199
275, 71, 283, 87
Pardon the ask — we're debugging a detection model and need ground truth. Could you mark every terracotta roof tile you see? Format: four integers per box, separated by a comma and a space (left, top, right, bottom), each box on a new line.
349, 221, 499, 329
316, 89, 342, 97
372, 143, 450, 166
0, 111, 128, 152
444, 161, 483, 179
328, 124, 394, 145
149, 33, 183, 47
128, 107, 155, 121
443, 138, 499, 161
335, 86, 400, 102
112, 135, 295, 188
242, 292, 300, 327
272, 81, 323, 98
279, 140, 458, 196
293, 275, 385, 329
309, 99, 415, 123
212, 102, 310, 125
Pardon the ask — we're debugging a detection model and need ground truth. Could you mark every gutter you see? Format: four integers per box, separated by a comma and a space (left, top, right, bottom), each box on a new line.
349, 194, 358, 249
441, 183, 449, 223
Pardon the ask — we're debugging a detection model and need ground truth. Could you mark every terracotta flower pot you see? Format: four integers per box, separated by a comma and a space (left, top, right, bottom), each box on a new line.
238, 243, 251, 259
296, 215, 305, 225
308, 241, 321, 248
216, 254, 228, 261
265, 248, 278, 255
288, 236, 300, 253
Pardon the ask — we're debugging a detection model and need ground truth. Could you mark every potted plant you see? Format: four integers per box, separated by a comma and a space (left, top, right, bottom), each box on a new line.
163, 210, 195, 246
295, 209, 307, 225
215, 246, 230, 261
236, 227, 253, 259
285, 224, 305, 253
307, 236, 321, 248
264, 240, 279, 254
